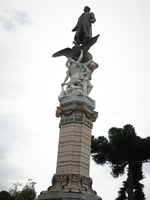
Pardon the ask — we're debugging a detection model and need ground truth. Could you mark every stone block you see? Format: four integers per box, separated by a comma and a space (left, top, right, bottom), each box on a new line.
59, 95, 95, 109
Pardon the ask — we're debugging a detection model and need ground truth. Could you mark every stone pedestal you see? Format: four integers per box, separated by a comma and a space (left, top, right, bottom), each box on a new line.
37, 95, 102, 200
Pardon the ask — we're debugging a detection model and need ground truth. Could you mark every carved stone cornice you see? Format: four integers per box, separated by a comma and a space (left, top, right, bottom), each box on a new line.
81, 105, 98, 122
56, 102, 98, 123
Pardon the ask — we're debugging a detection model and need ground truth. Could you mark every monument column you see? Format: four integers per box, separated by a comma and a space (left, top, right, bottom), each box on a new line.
56, 96, 97, 177
38, 96, 101, 200
37, 6, 102, 200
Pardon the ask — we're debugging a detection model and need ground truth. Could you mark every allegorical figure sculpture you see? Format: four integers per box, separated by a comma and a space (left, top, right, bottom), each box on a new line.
61, 50, 84, 97
58, 50, 98, 99
72, 6, 96, 45
52, 6, 99, 99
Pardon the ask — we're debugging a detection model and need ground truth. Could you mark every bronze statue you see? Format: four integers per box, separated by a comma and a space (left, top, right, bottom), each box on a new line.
72, 6, 96, 45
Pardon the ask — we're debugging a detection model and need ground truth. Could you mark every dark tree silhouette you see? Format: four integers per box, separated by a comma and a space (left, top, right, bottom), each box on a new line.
116, 162, 145, 200
0, 179, 36, 200
91, 124, 150, 200
16, 180, 36, 200
0, 190, 13, 200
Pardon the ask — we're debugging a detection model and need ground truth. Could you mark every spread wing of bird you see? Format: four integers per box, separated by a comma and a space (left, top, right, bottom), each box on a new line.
81, 34, 100, 52
52, 34, 100, 60
52, 47, 74, 58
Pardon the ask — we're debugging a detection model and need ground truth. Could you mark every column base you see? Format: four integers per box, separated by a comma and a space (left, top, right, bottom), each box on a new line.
37, 173, 102, 200
37, 192, 102, 200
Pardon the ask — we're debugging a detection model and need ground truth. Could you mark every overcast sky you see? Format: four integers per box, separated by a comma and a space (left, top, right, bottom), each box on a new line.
0, 0, 150, 199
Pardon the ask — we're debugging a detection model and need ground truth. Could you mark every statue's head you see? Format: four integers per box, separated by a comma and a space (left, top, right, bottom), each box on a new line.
84, 6, 90, 12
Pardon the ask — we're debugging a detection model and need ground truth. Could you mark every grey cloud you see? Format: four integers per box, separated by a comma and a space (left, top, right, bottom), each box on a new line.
0, 113, 32, 191
9, 9, 32, 25
0, 113, 29, 160
0, 79, 23, 99
1, 9, 32, 30
2, 19, 14, 30
0, 62, 25, 100
0, 160, 26, 190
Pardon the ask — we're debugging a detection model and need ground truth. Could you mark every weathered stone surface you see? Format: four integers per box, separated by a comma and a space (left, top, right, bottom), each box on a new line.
39, 173, 101, 200
59, 95, 95, 109
38, 96, 101, 200
55, 99, 96, 177
38, 192, 101, 200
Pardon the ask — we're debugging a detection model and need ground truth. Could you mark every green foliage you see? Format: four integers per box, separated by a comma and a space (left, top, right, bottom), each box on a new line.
0, 190, 13, 200
91, 135, 109, 165
91, 124, 150, 200
115, 162, 146, 200
0, 179, 36, 200
9, 182, 22, 199
16, 180, 36, 200
115, 181, 127, 200
16, 186, 36, 200
133, 183, 145, 200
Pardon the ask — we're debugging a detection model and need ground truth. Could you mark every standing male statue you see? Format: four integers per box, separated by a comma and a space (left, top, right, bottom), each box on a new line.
72, 6, 96, 45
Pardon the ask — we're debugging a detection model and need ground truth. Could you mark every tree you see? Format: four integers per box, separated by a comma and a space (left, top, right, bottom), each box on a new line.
7, 179, 36, 200
16, 179, 36, 200
9, 182, 22, 199
91, 124, 150, 200
0, 179, 36, 200
0, 190, 13, 200
115, 162, 145, 200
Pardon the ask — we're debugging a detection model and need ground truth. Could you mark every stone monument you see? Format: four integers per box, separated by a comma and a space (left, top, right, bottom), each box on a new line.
37, 6, 102, 200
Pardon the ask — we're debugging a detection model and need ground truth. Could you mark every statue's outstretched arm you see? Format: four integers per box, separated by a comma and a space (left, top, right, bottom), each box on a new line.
76, 50, 83, 64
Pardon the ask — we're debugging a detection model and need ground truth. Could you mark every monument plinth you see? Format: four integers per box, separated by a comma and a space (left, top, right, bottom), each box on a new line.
37, 6, 102, 200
